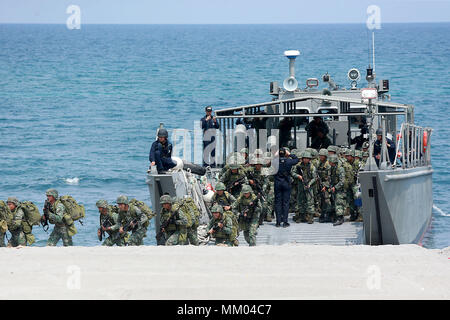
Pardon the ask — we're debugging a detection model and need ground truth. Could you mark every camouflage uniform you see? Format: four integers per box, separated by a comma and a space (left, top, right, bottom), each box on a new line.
232, 185, 261, 246
328, 155, 346, 225
7, 198, 26, 247
97, 200, 127, 246
117, 195, 148, 246
310, 148, 321, 216
316, 150, 332, 222
207, 205, 233, 246
165, 206, 189, 246
47, 202, 73, 246
219, 164, 249, 198
343, 152, 357, 220
246, 160, 269, 225
291, 152, 317, 223
0, 203, 9, 247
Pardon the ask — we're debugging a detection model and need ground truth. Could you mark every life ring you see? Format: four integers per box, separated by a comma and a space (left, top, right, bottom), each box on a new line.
396, 133, 402, 141
423, 131, 428, 153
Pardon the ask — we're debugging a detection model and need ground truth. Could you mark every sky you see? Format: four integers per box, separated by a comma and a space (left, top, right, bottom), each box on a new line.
0, 0, 449, 24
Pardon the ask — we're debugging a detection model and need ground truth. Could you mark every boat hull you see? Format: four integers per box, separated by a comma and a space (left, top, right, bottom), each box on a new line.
359, 166, 433, 245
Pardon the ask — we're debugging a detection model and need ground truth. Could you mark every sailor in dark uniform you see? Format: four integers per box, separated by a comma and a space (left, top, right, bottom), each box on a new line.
149, 128, 176, 174
201, 106, 220, 167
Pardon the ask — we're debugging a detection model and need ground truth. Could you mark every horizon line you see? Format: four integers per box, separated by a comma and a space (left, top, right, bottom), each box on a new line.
1, 21, 450, 25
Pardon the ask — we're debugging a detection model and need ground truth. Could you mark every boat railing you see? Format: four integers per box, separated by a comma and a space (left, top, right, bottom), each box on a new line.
394, 123, 432, 169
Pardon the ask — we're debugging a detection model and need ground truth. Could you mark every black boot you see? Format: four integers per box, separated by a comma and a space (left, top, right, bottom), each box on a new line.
333, 216, 344, 226
349, 212, 358, 221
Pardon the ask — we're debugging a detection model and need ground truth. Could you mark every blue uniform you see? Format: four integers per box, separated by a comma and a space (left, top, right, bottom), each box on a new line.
201, 115, 220, 167
274, 154, 299, 224
373, 137, 396, 166
149, 140, 176, 173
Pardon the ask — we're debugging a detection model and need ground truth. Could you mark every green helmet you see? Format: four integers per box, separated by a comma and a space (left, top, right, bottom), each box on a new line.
328, 154, 339, 164
339, 147, 347, 155
157, 128, 168, 138
46, 188, 59, 199
96, 199, 109, 208
327, 145, 338, 153
229, 163, 240, 170
7, 197, 19, 206
345, 149, 354, 157
302, 151, 312, 159
253, 148, 264, 156
160, 195, 173, 204
215, 182, 226, 191
241, 184, 252, 194
355, 150, 362, 158
362, 141, 369, 149
211, 204, 223, 214
319, 148, 328, 157
240, 148, 249, 154
311, 149, 319, 158
116, 195, 129, 205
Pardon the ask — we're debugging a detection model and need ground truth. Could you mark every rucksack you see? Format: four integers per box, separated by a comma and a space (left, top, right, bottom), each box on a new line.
58, 196, 85, 222
20, 201, 41, 226
173, 197, 200, 229
129, 199, 154, 229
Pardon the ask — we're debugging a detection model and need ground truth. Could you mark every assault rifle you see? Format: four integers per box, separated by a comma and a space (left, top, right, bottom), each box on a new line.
155, 211, 177, 244
246, 171, 266, 202
41, 200, 52, 232
98, 217, 112, 242
239, 200, 258, 223
226, 176, 246, 193
123, 218, 138, 233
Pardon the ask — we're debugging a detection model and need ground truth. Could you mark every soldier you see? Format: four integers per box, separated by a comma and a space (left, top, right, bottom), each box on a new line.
149, 128, 176, 174
246, 157, 268, 225
316, 149, 332, 223
291, 151, 317, 224
6, 197, 26, 247
309, 148, 321, 217
220, 162, 248, 198
201, 105, 220, 167
343, 150, 358, 221
96, 200, 127, 246
328, 155, 346, 226
311, 127, 332, 150
45, 189, 75, 247
210, 182, 236, 213
158, 195, 178, 244
0, 202, 9, 247
232, 185, 261, 246
206, 204, 233, 246
261, 154, 275, 223
159, 195, 190, 246
117, 195, 148, 246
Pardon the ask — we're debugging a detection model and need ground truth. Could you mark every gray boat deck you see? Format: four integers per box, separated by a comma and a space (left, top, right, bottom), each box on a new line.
238, 215, 364, 246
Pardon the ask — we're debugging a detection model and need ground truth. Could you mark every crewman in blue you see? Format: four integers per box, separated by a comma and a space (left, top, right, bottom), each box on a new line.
273, 148, 299, 227
149, 128, 176, 174
373, 128, 396, 166
201, 105, 220, 167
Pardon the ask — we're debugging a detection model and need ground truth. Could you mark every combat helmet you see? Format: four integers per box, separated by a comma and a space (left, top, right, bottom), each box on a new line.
362, 141, 370, 150
7, 197, 19, 206
215, 182, 226, 191
327, 145, 338, 153
157, 128, 168, 138
46, 188, 59, 199
345, 149, 354, 157
302, 150, 312, 159
241, 184, 253, 194
96, 199, 109, 208
116, 195, 129, 205
160, 195, 173, 204
328, 154, 339, 164
310, 149, 319, 158
211, 204, 223, 214
319, 148, 328, 157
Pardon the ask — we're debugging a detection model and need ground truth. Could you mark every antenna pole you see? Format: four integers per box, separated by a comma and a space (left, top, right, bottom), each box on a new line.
372, 31, 375, 73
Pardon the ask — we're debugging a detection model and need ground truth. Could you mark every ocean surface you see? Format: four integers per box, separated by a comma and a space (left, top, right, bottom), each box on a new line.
0, 23, 449, 248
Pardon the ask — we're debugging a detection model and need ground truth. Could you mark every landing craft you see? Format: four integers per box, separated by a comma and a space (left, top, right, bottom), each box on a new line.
147, 49, 433, 246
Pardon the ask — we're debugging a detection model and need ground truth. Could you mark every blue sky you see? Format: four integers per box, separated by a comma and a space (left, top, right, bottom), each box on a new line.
1, 0, 449, 24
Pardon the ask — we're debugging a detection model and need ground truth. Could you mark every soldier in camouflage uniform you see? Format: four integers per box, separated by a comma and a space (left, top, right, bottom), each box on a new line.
96, 199, 127, 246
6, 197, 26, 247
207, 204, 233, 246
0, 202, 9, 247
220, 163, 248, 198
261, 154, 275, 223
246, 157, 269, 225
328, 155, 346, 226
291, 151, 317, 223
232, 185, 261, 246
316, 149, 333, 223
309, 148, 321, 217
210, 182, 236, 212
45, 189, 75, 246
343, 150, 358, 221
117, 195, 148, 246
159, 195, 189, 246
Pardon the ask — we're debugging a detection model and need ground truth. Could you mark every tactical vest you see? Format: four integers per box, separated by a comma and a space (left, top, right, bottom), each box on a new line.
212, 192, 233, 207
316, 161, 331, 185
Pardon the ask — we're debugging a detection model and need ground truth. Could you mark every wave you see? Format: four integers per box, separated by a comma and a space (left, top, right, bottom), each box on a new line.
433, 204, 450, 217
64, 177, 80, 185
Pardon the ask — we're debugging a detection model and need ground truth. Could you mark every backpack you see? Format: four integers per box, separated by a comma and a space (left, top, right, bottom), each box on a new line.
58, 196, 85, 222
173, 197, 200, 229
20, 201, 41, 226
129, 199, 154, 228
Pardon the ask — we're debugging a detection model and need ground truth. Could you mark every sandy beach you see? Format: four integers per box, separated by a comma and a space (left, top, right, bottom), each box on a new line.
0, 244, 448, 300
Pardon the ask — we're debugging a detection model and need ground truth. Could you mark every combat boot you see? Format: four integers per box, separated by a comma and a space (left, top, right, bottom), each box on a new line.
333, 216, 344, 226
349, 212, 358, 221
307, 214, 314, 224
